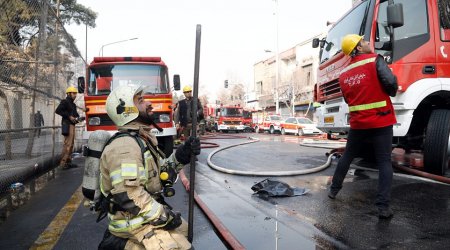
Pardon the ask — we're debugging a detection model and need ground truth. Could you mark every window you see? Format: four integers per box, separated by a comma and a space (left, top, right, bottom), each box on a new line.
297, 118, 313, 124
87, 64, 169, 96
438, 0, 450, 41
286, 118, 296, 124
376, 0, 429, 61
320, 1, 369, 63
256, 81, 263, 94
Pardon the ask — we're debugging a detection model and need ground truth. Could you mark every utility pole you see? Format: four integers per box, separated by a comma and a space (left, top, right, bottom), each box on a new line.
274, 0, 280, 115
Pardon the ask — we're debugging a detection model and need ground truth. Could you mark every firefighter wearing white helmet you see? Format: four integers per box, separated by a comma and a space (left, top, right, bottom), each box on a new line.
174, 85, 203, 139
55, 86, 85, 169
328, 34, 398, 219
98, 85, 199, 249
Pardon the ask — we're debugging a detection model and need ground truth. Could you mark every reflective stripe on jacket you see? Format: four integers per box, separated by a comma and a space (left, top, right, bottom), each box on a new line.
339, 53, 397, 129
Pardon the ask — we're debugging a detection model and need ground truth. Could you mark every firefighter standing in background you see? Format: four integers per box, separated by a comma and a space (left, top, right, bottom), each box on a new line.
98, 85, 200, 249
328, 34, 398, 219
55, 86, 85, 169
174, 85, 203, 139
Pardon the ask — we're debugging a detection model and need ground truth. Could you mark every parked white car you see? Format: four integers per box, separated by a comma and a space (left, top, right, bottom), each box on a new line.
280, 117, 323, 135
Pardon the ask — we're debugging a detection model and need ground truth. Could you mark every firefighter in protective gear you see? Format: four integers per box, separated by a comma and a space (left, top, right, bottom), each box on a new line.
174, 85, 203, 139
98, 85, 200, 249
55, 86, 83, 169
328, 34, 398, 219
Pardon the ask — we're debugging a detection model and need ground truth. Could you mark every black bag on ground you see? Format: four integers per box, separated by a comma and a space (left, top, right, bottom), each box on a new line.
251, 178, 309, 197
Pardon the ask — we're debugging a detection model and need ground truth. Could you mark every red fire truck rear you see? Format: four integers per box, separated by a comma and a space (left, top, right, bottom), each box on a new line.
312, 0, 450, 175
77, 56, 180, 156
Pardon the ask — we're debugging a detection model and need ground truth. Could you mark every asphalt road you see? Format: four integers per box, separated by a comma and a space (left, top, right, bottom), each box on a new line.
0, 132, 449, 249
194, 132, 450, 249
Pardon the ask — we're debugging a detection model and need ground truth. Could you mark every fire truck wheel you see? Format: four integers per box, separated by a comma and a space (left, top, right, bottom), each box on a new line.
269, 126, 275, 134
423, 109, 450, 175
157, 136, 174, 157
281, 128, 286, 135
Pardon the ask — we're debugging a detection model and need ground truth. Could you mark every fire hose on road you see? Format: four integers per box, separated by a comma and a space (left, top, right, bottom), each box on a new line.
206, 137, 337, 176
203, 134, 450, 184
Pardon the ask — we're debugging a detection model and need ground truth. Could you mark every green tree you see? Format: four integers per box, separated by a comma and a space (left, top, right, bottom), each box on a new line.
0, 0, 97, 50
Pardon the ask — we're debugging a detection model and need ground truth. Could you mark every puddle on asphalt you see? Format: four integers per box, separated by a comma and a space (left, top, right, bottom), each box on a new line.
0, 170, 56, 224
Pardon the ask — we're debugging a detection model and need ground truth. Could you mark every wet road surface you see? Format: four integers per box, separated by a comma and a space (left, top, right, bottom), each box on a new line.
193, 133, 450, 249
1, 132, 449, 249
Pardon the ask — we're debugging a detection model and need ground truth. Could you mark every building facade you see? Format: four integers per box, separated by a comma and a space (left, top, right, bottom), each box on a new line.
250, 33, 324, 121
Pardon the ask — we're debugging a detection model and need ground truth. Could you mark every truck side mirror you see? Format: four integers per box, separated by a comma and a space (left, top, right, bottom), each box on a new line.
173, 74, 180, 91
77, 77, 85, 93
312, 38, 320, 48
387, 3, 404, 28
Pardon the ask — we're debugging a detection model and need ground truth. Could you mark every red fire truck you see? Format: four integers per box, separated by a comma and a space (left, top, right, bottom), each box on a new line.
205, 104, 245, 133
77, 56, 180, 156
312, 0, 450, 175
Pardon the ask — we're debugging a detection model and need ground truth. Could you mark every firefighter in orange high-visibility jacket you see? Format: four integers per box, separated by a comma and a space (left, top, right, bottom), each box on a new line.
98, 85, 200, 249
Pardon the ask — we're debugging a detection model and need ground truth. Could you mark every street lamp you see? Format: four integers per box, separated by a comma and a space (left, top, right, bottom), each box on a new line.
99, 37, 138, 56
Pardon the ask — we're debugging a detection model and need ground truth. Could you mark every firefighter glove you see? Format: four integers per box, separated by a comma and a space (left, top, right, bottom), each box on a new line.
162, 206, 182, 230
175, 136, 201, 164
186, 136, 201, 155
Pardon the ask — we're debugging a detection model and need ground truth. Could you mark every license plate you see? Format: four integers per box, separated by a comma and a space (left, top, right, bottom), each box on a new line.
229, 126, 236, 129
150, 128, 163, 135
324, 116, 334, 124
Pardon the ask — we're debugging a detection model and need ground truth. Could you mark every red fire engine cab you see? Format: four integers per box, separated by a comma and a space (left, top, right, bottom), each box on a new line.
312, 0, 450, 175
205, 104, 245, 133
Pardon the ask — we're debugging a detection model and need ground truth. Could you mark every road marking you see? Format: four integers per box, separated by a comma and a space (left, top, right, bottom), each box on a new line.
30, 185, 84, 250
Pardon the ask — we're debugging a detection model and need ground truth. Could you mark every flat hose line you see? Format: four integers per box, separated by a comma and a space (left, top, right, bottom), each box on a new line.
207, 137, 337, 176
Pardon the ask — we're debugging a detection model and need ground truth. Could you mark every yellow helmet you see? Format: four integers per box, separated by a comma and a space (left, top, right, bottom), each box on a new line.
66, 86, 78, 94
106, 85, 143, 126
183, 85, 192, 92
341, 34, 364, 56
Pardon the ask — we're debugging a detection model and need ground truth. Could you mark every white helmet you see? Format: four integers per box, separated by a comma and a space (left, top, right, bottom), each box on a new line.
106, 85, 144, 126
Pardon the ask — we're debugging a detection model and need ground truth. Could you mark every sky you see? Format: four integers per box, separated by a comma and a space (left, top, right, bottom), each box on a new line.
66, 0, 352, 99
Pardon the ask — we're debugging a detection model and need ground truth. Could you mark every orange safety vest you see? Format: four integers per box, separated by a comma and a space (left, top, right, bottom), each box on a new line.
339, 53, 396, 129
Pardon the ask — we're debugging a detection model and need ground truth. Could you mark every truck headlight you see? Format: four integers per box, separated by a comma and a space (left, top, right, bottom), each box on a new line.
88, 117, 101, 126
159, 114, 170, 123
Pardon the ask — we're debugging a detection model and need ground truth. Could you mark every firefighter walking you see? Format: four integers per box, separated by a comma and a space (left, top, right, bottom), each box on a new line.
328, 34, 398, 219
98, 85, 200, 249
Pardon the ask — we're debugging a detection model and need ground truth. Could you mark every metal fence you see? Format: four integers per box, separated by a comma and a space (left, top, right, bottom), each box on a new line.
0, 0, 87, 195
